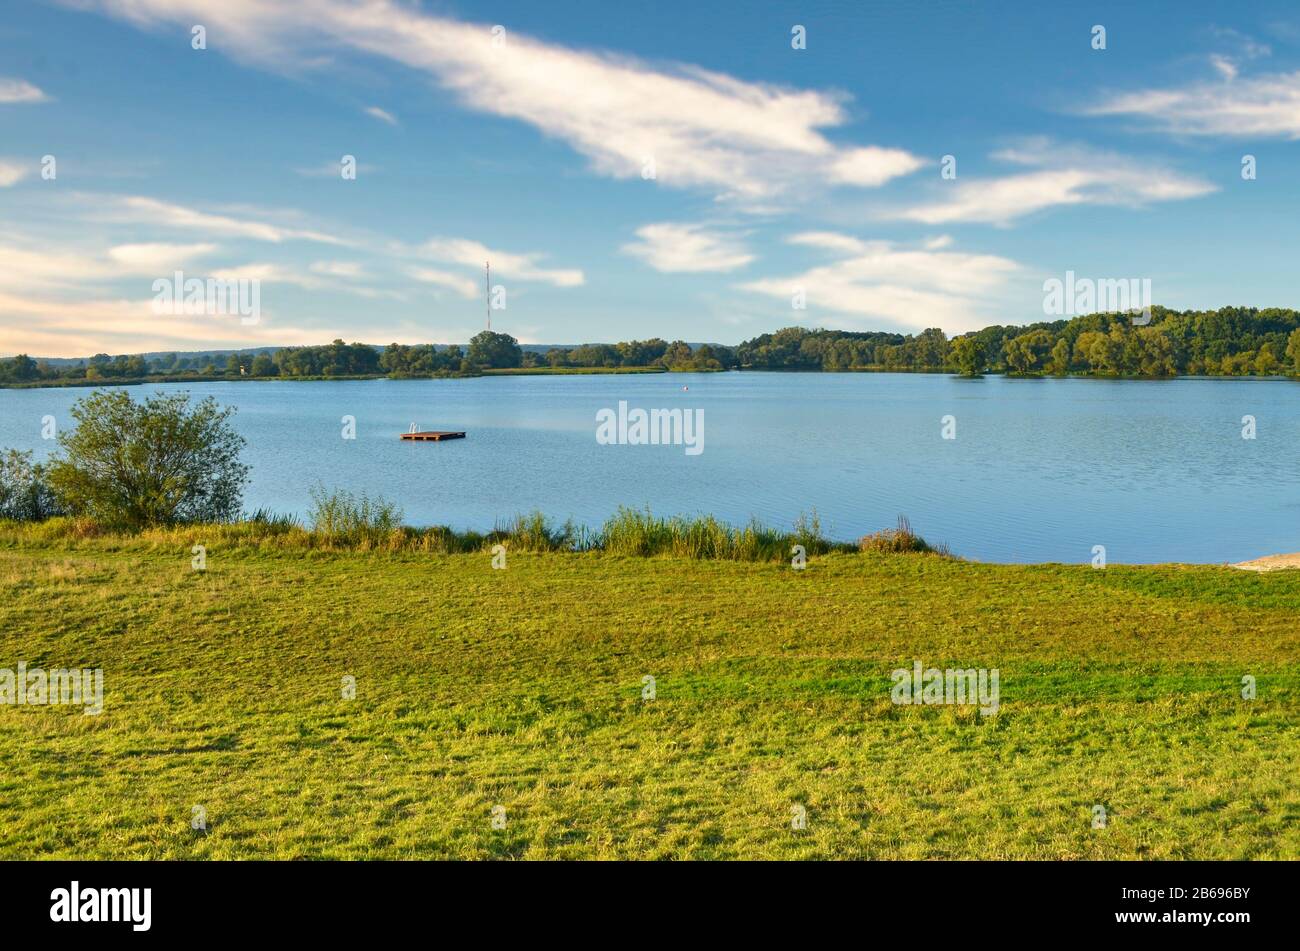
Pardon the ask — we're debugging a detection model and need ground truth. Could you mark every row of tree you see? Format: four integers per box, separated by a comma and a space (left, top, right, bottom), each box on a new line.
717, 308, 1300, 377
5, 307, 1300, 384
950, 307, 1300, 377
540, 339, 734, 370
0, 334, 504, 382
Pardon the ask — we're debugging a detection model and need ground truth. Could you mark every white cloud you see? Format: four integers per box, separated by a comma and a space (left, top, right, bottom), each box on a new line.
364, 105, 398, 125
211, 261, 397, 299
94, 194, 347, 244
310, 260, 365, 278
0, 213, 398, 355
739, 233, 1020, 334
0, 239, 221, 290
1207, 27, 1271, 62
0, 78, 49, 104
1209, 55, 1238, 81
210, 263, 303, 284
78, 0, 921, 202
418, 237, 583, 287
0, 244, 109, 290
408, 266, 479, 299
0, 288, 432, 357
0, 234, 369, 304
622, 222, 753, 273
0, 160, 29, 187
788, 231, 870, 255
107, 242, 218, 270
1089, 67, 1300, 138
893, 140, 1214, 225
828, 147, 926, 187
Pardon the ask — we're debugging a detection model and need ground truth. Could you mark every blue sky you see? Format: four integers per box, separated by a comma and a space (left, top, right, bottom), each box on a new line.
3, 0, 1300, 356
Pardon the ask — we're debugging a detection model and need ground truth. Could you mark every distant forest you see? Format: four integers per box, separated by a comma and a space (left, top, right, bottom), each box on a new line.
4, 306, 1300, 385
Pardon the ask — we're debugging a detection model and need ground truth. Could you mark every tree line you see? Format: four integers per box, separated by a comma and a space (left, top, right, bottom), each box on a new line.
737, 308, 1300, 377
5, 306, 1300, 385
0, 331, 732, 383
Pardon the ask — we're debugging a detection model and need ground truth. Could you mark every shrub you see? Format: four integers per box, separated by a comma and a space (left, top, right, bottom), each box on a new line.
46, 390, 249, 529
858, 515, 945, 555
307, 486, 403, 544
0, 449, 63, 521
489, 512, 590, 552
791, 509, 833, 554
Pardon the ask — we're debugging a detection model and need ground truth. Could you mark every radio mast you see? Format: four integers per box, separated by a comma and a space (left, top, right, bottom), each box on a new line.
485, 260, 491, 331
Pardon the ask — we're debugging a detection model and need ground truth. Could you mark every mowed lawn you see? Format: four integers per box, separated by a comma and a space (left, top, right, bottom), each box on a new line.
0, 537, 1297, 860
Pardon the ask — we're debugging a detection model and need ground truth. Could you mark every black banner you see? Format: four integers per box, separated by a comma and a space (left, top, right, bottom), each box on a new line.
1, 860, 1285, 937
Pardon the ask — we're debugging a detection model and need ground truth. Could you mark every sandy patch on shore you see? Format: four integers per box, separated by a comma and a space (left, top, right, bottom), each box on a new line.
1232, 553, 1300, 571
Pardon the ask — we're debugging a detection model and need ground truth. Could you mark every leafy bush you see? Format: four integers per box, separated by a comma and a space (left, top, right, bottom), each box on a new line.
46, 390, 249, 529
0, 449, 63, 521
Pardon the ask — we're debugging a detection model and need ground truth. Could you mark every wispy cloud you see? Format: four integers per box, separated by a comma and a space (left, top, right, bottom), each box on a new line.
208, 261, 399, 299
622, 222, 753, 273
893, 140, 1214, 226
418, 237, 583, 287
0, 183, 578, 354
1209, 54, 1239, 81
739, 233, 1019, 334
77, 0, 922, 202
1088, 66, 1300, 138
310, 260, 365, 279
364, 105, 398, 125
0, 238, 421, 355
407, 266, 479, 299
92, 194, 347, 244
0, 78, 49, 104
0, 160, 30, 187
0, 288, 435, 356
0, 238, 221, 291
105, 242, 218, 270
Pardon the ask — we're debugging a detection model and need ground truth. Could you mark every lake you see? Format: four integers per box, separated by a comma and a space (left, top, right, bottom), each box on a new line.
1, 372, 1297, 564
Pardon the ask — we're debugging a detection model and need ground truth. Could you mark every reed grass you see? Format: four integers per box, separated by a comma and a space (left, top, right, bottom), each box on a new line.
0, 500, 942, 563
858, 514, 948, 555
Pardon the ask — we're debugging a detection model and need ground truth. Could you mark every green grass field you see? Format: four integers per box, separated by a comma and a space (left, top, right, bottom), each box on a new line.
1, 531, 1296, 859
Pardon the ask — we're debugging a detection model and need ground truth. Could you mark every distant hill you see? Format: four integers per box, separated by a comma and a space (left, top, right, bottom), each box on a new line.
30, 347, 281, 367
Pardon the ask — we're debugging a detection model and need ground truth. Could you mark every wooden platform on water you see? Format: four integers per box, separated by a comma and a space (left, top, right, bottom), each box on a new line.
400, 430, 466, 442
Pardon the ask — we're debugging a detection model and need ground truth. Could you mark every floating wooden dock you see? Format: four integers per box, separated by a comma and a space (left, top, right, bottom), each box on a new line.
400, 430, 466, 442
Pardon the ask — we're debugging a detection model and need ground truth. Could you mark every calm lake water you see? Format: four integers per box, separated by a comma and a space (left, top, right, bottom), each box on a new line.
2, 372, 1297, 564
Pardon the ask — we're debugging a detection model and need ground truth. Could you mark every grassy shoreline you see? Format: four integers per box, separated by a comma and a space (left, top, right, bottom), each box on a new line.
0, 509, 886, 561
0, 530, 1295, 859
4, 511, 1286, 566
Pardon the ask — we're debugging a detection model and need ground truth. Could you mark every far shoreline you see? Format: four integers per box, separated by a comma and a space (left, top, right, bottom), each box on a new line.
2, 366, 1299, 390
